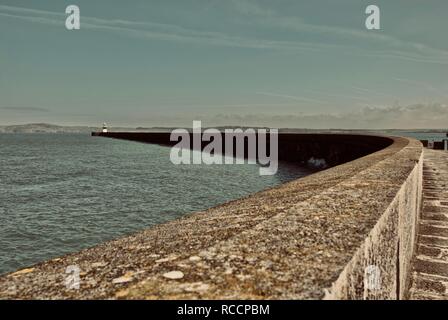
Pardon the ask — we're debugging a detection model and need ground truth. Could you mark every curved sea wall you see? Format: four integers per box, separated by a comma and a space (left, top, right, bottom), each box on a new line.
323, 137, 423, 299
0, 134, 423, 299
91, 131, 392, 167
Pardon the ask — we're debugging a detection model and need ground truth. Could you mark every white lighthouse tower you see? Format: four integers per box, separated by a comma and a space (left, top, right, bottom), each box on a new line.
102, 123, 108, 133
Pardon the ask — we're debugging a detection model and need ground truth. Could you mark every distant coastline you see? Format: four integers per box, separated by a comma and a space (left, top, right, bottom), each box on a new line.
0, 123, 170, 134
0, 123, 447, 134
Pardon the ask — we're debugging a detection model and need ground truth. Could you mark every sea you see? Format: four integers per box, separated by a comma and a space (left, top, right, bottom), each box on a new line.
0, 133, 312, 274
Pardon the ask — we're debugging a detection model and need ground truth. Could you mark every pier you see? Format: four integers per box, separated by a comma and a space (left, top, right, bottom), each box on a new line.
0, 132, 446, 299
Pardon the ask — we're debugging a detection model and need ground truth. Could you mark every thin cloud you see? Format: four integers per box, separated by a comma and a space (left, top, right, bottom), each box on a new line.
302, 88, 372, 103
0, 106, 49, 112
1, 4, 448, 65
348, 85, 396, 99
255, 91, 328, 104
207, 103, 448, 129
0, 5, 323, 52
229, 0, 448, 61
394, 77, 439, 92
393, 78, 448, 99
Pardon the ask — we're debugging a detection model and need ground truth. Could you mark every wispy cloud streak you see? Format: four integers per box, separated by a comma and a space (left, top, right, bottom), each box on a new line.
1, 4, 448, 65
0, 106, 49, 112
393, 78, 448, 99
207, 103, 448, 129
255, 91, 328, 104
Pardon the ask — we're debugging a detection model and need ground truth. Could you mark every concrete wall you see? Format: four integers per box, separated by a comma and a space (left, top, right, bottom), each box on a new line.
324, 140, 423, 299
92, 132, 424, 300
0, 134, 423, 300
93, 131, 392, 167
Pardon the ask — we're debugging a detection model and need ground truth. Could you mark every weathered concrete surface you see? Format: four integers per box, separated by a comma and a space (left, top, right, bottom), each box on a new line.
324, 140, 423, 299
0, 135, 423, 300
409, 149, 448, 300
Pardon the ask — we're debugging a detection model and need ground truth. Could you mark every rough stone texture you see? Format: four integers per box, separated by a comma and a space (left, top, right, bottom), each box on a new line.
0, 136, 423, 300
324, 140, 423, 299
409, 149, 448, 300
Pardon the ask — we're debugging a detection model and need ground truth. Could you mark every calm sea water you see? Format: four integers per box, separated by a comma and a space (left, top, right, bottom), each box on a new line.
381, 130, 447, 141
0, 133, 312, 274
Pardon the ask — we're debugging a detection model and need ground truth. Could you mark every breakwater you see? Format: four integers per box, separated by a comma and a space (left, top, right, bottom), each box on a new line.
91, 131, 392, 167
0, 133, 423, 299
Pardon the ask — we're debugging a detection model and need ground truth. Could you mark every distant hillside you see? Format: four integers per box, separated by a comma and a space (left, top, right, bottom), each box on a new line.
0, 123, 169, 133
0, 123, 97, 133
1, 123, 446, 134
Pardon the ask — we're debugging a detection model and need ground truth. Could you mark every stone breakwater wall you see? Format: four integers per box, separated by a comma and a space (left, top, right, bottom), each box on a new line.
91, 132, 392, 167
324, 139, 423, 299
0, 134, 423, 299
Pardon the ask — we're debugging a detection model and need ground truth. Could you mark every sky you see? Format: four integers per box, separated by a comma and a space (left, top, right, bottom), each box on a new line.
1, 0, 448, 129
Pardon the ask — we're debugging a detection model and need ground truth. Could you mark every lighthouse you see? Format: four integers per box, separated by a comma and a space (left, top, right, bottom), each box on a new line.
102, 123, 108, 133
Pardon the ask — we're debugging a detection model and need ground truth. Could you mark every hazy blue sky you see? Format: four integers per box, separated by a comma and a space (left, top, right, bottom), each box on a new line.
1, 0, 448, 128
